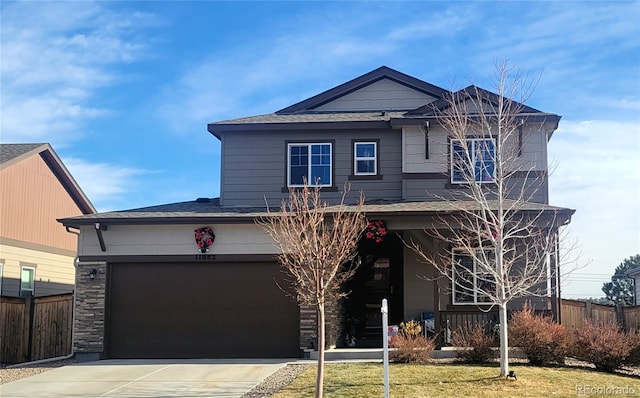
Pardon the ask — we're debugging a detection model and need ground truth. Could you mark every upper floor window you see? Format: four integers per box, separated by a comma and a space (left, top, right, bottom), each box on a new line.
450, 138, 495, 184
21, 266, 35, 297
354, 142, 377, 176
288, 143, 332, 187
452, 250, 495, 305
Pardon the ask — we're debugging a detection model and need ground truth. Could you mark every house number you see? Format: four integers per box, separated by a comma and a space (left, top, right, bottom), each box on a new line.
195, 254, 216, 261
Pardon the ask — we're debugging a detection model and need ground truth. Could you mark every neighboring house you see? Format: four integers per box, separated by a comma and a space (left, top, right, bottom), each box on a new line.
60, 66, 573, 361
0, 143, 95, 297
626, 267, 640, 306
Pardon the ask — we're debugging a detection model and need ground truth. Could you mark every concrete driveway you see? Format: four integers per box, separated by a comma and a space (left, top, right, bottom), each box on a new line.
0, 359, 291, 398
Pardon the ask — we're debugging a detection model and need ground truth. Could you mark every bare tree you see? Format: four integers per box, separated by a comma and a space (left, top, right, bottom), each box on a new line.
257, 183, 366, 398
407, 61, 575, 377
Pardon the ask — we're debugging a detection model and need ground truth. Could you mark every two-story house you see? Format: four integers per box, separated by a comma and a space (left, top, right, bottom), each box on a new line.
60, 66, 573, 361
1, 143, 95, 298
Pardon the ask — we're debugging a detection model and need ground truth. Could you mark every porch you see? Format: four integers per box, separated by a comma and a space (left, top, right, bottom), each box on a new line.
321, 227, 554, 351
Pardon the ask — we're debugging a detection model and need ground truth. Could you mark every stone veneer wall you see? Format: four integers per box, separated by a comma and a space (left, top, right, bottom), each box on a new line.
74, 261, 107, 360
299, 299, 339, 350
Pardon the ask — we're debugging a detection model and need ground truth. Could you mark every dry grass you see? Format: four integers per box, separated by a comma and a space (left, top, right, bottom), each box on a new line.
273, 363, 640, 398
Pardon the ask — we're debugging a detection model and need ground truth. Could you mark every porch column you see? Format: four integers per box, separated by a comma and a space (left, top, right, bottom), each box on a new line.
549, 231, 560, 323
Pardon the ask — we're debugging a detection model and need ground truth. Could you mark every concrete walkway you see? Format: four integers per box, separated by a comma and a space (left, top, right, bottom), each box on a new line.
0, 359, 290, 398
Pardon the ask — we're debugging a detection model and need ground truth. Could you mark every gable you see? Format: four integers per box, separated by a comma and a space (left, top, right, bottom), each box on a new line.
407, 85, 544, 116
276, 66, 447, 114
313, 78, 438, 112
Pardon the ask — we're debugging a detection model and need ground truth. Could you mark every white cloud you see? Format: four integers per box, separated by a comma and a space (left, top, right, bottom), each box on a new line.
62, 157, 149, 212
0, 1, 159, 144
472, 2, 640, 95
155, 17, 397, 134
549, 119, 640, 297
386, 6, 477, 41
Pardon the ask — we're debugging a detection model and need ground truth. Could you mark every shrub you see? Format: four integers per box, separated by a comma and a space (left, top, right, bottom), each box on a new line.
509, 304, 567, 366
399, 320, 423, 338
625, 330, 640, 367
450, 323, 498, 363
570, 320, 631, 373
390, 320, 435, 363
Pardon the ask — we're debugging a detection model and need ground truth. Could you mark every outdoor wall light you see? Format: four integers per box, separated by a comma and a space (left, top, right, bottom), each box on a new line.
89, 268, 98, 280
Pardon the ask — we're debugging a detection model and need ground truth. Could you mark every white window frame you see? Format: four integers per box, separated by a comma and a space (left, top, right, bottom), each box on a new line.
287, 142, 332, 187
450, 138, 496, 184
452, 250, 495, 305
20, 266, 36, 296
353, 141, 377, 176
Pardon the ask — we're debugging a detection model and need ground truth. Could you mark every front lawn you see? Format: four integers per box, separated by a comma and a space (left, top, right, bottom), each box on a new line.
273, 363, 640, 398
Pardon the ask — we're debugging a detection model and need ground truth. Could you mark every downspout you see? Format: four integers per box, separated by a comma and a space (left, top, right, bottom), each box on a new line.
10, 226, 84, 366
66, 226, 80, 360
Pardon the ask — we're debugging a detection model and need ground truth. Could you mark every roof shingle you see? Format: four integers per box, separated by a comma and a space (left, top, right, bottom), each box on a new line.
0, 143, 47, 165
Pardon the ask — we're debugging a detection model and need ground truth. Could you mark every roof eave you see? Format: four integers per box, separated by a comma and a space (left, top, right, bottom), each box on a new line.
40, 148, 97, 214
208, 120, 394, 136
58, 215, 263, 227
390, 113, 562, 128
59, 205, 575, 228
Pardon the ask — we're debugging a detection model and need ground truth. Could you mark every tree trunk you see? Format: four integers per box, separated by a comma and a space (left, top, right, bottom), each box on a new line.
315, 302, 325, 398
498, 303, 509, 377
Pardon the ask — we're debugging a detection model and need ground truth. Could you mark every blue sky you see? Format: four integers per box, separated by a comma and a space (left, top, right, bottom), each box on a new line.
1, 0, 638, 299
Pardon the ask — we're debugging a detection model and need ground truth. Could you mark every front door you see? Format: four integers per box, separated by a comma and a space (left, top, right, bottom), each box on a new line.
341, 231, 403, 348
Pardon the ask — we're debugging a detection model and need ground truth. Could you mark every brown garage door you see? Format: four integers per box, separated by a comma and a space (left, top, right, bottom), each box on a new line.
107, 262, 300, 358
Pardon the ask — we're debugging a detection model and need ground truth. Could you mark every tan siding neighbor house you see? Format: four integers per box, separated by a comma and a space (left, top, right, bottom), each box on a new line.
0, 143, 95, 297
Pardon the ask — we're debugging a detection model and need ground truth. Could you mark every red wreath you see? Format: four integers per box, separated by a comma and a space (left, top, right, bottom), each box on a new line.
194, 226, 215, 253
365, 220, 387, 243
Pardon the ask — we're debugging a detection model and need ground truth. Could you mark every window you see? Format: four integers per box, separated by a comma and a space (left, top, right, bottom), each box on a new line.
451, 138, 495, 184
452, 251, 495, 305
0, 261, 3, 295
288, 143, 332, 187
20, 266, 35, 296
354, 142, 377, 175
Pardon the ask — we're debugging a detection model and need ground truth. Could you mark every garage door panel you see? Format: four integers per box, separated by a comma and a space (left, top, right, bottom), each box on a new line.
107, 262, 299, 358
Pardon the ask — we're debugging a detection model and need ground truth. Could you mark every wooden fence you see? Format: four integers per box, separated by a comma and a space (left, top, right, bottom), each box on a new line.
439, 308, 552, 346
437, 300, 640, 347
560, 299, 640, 332
0, 293, 73, 364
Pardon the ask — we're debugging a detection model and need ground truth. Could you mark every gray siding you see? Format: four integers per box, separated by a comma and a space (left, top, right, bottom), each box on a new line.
220, 123, 550, 206
403, 176, 548, 204
221, 129, 403, 207
402, 124, 550, 174
401, 122, 551, 204
314, 78, 436, 112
